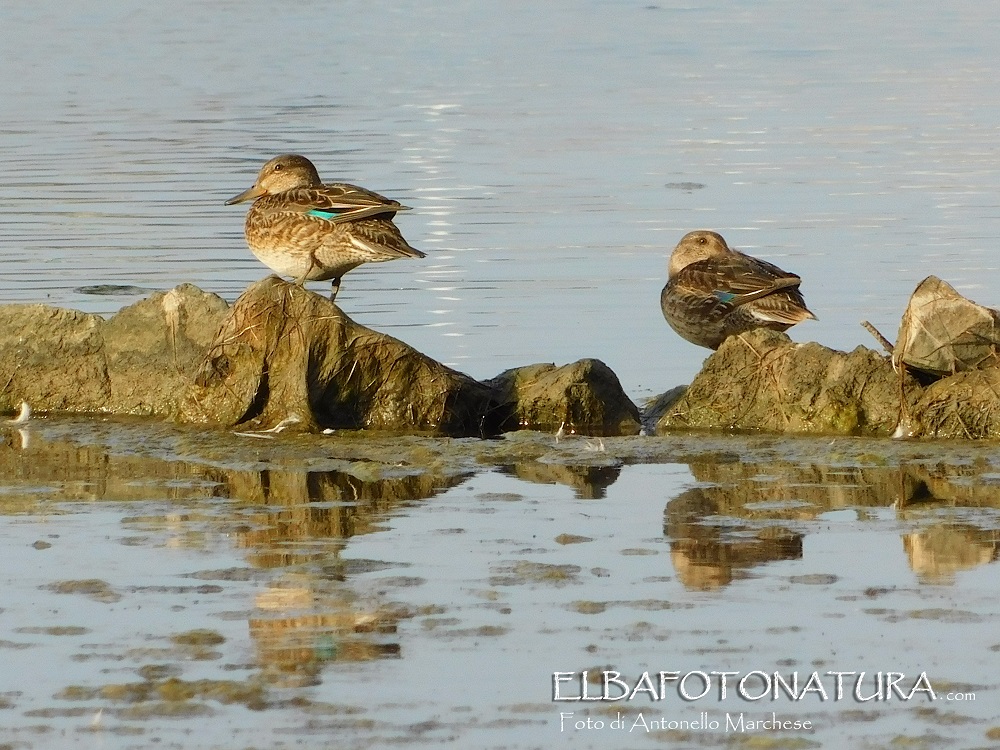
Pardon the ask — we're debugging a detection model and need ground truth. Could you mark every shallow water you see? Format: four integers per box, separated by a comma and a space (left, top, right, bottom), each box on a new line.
3, 1, 1000, 747
4, 1, 1000, 397
1, 419, 1000, 747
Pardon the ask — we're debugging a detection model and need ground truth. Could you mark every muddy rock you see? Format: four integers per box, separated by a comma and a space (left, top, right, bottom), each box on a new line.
180, 276, 500, 435
486, 359, 642, 436
102, 284, 231, 415
0, 285, 229, 416
904, 369, 1000, 439
641, 386, 687, 433
0, 279, 641, 437
657, 328, 918, 436
0, 305, 109, 413
883, 276, 1000, 439
894, 276, 1000, 377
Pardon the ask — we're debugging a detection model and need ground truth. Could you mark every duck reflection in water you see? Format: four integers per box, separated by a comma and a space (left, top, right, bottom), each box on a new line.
221, 466, 469, 682
664, 486, 803, 590
664, 460, 1000, 590
498, 462, 622, 500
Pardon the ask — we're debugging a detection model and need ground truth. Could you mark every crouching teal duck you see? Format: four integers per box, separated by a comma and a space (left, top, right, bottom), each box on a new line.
660, 230, 815, 349
226, 154, 425, 300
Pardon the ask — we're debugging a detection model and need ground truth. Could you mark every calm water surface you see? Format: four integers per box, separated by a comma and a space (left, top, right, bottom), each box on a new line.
3, 1, 1000, 395
3, 1, 1000, 747
1, 421, 1000, 747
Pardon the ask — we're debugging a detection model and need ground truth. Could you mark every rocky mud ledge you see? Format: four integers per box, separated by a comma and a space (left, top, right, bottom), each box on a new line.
1, 276, 997, 439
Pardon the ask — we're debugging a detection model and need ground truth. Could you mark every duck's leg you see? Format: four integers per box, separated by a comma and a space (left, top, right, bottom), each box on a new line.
329, 277, 341, 302
295, 255, 318, 286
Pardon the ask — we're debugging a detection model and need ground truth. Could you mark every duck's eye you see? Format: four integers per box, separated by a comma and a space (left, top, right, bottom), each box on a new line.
273, 164, 283, 172
697, 237, 706, 245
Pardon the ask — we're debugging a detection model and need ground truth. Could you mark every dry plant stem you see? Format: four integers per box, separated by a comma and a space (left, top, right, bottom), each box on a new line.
862, 320, 894, 355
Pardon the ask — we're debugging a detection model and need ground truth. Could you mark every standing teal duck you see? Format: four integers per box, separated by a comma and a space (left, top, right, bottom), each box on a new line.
226, 154, 425, 299
660, 230, 815, 349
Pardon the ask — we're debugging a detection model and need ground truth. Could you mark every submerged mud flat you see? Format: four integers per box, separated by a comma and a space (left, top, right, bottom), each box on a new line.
1, 417, 999, 748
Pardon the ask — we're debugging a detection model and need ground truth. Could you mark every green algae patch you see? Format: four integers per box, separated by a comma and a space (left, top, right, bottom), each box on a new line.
137, 664, 182, 682
628, 599, 678, 611
888, 734, 950, 747
170, 629, 226, 647
789, 574, 838, 586
0, 640, 34, 650
569, 600, 607, 615
477, 492, 525, 502
118, 701, 215, 719
474, 625, 507, 637
555, 533, 592, 545
45, 579, 121, 603
489, 561, 582, 587
58, 677, 267, 711
912, 706, 977, 726
906, 608, 982, 624
15, 626, 89, 636
421, 618, 462, 631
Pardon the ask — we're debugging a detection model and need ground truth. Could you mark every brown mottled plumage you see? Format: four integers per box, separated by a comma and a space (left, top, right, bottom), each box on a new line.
660, 230, 815, 349
226, 154, 425, 299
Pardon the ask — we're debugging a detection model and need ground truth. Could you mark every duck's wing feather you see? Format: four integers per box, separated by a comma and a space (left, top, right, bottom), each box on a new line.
674, 254, 816, 323
258, 184, 410, 224
330, 219, 426, 261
